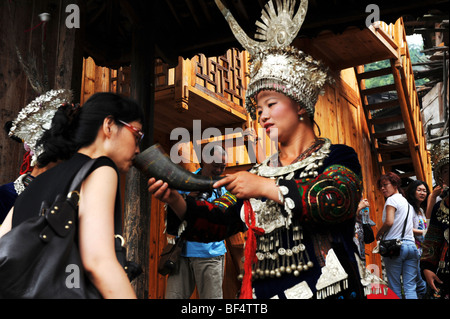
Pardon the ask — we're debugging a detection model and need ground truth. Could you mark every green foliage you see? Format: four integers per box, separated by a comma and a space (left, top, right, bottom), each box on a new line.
364, 60, 393, 89
364, 40, 429, 88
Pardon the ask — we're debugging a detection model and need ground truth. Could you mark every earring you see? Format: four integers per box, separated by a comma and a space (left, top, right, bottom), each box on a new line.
299, 115, 304, 121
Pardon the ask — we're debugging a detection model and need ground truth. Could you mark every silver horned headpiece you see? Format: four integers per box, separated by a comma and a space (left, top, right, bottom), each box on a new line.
9, 89, 72, 166
215, 0, 332, 120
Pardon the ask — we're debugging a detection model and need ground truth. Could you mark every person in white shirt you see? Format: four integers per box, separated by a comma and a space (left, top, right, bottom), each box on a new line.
376, 172, 419, 299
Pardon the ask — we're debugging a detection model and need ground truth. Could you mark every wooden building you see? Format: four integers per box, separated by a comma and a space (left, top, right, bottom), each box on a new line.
1, 0, 447, 299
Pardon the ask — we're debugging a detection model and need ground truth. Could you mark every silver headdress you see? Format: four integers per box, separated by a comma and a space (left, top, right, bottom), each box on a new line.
9, 89, 72, 166
215, 0, 332, 120
430, 141, 449, 186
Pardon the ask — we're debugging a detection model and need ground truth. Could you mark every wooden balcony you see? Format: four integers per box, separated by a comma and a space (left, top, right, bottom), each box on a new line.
154, 49, 249, 137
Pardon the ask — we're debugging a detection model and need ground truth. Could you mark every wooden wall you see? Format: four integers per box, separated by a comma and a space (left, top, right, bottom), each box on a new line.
316, 69, 384, 268
0, 0, 81, 185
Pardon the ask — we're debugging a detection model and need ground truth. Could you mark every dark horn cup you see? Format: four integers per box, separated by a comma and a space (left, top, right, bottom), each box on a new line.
133, 144, 222, 191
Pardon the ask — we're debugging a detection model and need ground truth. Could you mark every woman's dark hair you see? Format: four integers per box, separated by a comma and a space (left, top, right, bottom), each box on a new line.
405, 180, 430, 213
4, 121, 22, 143
312, 118, 321, 137
377, 172, 404, 195
37, 92, 144, 167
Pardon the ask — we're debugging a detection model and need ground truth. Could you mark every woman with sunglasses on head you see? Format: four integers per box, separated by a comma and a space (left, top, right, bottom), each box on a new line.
0, 92, 144, 298
405, 180, 430, 298
376, 172, 419, 299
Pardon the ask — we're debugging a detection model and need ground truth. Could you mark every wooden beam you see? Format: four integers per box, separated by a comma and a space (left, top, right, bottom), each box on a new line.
366, 99, 399, 111
369, 23, 399, 59
380, 157, 413, 167
189, 86, 247, 121
55, 0, 84, 102
174, 56, 190, 111
421, 46, 449, 53
361, 84, 397, 96
185, 0, 202, 29
398, 61, 430, 182
369, 114, 403, 125
123, 1, 155, 299
372, 128, 406, 139
356, 67, 392, 80
377, 143, 409, 153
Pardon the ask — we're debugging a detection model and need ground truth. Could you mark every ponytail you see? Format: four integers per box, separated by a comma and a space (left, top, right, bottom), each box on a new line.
37, 92, 144, 167
36, 103, 81, 167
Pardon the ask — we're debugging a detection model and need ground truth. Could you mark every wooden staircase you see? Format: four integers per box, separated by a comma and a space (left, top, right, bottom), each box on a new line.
354, 19, 432, 185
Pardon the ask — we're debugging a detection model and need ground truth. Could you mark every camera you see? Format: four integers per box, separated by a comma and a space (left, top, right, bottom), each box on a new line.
197, 191, 212, 201
378, 239, 402, 257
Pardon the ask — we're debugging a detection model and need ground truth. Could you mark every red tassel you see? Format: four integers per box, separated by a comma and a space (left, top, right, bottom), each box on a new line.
240, 200, 264, 299
19, 151, 33, 175
24, 20, 43, 33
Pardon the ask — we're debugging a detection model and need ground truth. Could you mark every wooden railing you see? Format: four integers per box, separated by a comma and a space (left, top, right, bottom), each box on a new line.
194, 49, 247, 108
374, 19, 433, 186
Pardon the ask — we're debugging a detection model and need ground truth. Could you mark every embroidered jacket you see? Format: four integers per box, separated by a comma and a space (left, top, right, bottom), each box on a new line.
421, 200, 449, 275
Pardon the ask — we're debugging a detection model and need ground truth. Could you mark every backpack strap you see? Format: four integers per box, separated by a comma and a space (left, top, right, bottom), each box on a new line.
401, 204, 410, 239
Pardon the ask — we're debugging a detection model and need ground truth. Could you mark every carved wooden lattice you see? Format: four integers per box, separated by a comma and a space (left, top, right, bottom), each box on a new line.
195, 48, 246, 107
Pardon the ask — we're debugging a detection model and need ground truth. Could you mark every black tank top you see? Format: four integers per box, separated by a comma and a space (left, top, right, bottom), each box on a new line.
12, 153, 119, 228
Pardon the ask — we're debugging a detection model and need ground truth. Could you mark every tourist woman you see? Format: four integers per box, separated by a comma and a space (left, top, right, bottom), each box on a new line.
376, 172, 419, 299
0, 92, 143, 298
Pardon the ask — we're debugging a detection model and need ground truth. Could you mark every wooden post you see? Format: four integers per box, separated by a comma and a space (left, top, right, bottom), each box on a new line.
123, 2, 155, 299
0, 0, 82, 184
174, 56, 190, 111
55, 0, 83, 102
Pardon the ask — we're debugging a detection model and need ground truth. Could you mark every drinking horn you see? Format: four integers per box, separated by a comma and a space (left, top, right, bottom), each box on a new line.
133, 144, 222, 191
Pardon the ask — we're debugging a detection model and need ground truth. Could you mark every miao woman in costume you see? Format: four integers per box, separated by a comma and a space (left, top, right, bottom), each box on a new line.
148, 0, 365, 299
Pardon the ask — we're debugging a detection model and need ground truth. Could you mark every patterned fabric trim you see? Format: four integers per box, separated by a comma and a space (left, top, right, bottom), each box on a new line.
421, 205, 447, 269
212, 192, 238, 212
295, 164, 362, 224
180, 195, 243, 243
